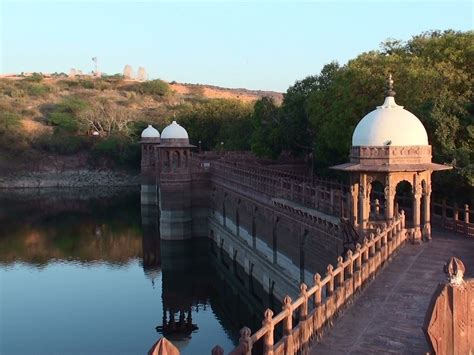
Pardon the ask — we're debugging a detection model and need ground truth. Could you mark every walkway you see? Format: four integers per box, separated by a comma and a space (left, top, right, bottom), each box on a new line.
309, 229, 474, 354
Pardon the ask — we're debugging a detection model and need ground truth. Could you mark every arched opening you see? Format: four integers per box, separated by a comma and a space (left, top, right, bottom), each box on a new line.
183, 150, 189, 168
395, 180, 414, 227
369, 180, 385, 222
164, 151, 171, 170
172, 151, 180, 169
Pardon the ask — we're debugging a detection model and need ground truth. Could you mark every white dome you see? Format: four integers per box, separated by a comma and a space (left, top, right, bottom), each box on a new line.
352, 96, 428, 146
161, 121, 189, 139
141, 125, 160, 138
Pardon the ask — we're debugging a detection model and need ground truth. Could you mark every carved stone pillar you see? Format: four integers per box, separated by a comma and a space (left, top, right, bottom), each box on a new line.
350, 183, 359, 227
384, 178, 395, 222
358, 176, 366, 229
358, 174, 371, 230
365, 182, 372, 226
413, 176, 422, 243
423, 181, 432, 241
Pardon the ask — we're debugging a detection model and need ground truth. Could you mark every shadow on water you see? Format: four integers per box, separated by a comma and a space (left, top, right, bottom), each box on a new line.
0, 187, 276, 354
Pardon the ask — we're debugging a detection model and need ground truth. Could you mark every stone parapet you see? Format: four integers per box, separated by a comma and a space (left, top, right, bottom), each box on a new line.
350, 145, 432, 165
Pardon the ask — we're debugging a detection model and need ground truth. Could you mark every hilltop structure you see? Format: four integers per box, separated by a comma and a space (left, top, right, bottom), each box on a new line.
123, 64, 133, 80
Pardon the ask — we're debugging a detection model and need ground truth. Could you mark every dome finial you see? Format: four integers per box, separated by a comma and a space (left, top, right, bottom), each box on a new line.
386, 73, 396, 97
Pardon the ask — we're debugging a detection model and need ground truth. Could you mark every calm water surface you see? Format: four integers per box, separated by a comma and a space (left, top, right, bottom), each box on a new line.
0, 188, 265, 355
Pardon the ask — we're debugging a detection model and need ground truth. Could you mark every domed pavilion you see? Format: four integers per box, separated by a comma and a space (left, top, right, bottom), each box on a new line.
159, 121, 194, 175
140, 124, 161, 170
331, 75, 451, 242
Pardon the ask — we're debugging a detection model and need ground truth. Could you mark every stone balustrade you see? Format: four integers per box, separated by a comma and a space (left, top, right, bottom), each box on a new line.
222, 213, 406, 355
432, 200, 473, 237
207, 160, 347, 218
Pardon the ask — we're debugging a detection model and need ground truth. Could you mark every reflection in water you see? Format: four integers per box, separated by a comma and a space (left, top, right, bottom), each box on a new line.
0, 188, 142, 266
0, 188, 271, 354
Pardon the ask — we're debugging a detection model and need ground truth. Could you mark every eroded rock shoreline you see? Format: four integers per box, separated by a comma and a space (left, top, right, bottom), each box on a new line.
0, 170, 140, 189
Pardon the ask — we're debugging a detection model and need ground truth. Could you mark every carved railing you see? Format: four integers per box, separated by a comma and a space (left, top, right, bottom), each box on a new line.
431, 200, 473, 237
209, 160, 348, 218
220, 213, 406, 355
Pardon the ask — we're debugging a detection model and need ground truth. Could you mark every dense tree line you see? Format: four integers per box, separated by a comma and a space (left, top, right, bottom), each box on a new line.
250, 30, 473, 200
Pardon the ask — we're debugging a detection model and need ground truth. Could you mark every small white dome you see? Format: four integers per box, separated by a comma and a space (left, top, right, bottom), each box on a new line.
352, 96, 428, 146
141, 125, 160, 138
161, 121, 189, 139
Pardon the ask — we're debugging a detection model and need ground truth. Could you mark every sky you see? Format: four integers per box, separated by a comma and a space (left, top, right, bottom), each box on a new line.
1, 0, 472, 92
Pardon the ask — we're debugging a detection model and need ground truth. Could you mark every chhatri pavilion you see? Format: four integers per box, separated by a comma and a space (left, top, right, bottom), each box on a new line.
332, 75, 451, 242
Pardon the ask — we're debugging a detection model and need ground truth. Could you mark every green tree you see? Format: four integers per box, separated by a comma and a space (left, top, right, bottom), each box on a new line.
129, 79, 170, 96
250, 97, 282, 158
305, 30, 473, 197
280, 62, 340, 157
176, 99, 252, 151
47, 96, 89, 133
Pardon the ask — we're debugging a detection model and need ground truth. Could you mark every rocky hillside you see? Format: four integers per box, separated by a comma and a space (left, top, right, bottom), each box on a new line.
169, 82, 283, 104
0, 74, 278, 180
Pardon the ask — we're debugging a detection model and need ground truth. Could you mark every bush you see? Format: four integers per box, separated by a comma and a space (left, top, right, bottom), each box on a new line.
56, 96, 89, 115
79, 80, 95, 89
95, 80, 112, 91
0, 111, 21, 131
44, 97, 88, 134
27, 83, 49, 97
32, 133, 86, 155
24, 73, 43, 83
57, 80, 79, 89
91, 135, 140, 169
128, 79, 170, 96
47, 112, 78, 133
102, 74, 124, 82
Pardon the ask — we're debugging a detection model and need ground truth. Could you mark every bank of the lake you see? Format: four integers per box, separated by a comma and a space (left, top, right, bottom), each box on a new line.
0, 169, 140, 188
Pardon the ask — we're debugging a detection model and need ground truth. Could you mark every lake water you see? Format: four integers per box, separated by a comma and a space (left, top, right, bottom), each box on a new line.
0, 187, 270, 355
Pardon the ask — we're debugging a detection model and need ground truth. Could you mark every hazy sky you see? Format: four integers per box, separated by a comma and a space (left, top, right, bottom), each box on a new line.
1, 1, 472, 91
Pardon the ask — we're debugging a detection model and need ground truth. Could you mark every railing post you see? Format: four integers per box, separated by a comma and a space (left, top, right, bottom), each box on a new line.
313, 273, 322, 305
453, 203, 459, 221
262, 309, 274, 355
464, 204, 470, 237
282, 296, 294, 354
238, 327, 252, 355
326, 264, 334, 297
312, 273, 323, 332
336, 256, 344, 287
299, 283, 308, 320
313, 187, 317, 209
299, 283, 310, 347
346, 250, 353, 278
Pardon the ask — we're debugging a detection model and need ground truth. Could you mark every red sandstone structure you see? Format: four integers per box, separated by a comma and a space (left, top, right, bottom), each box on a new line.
140, 76, 472, 354
332, 75, 450, 243
424, 257, 473, 354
